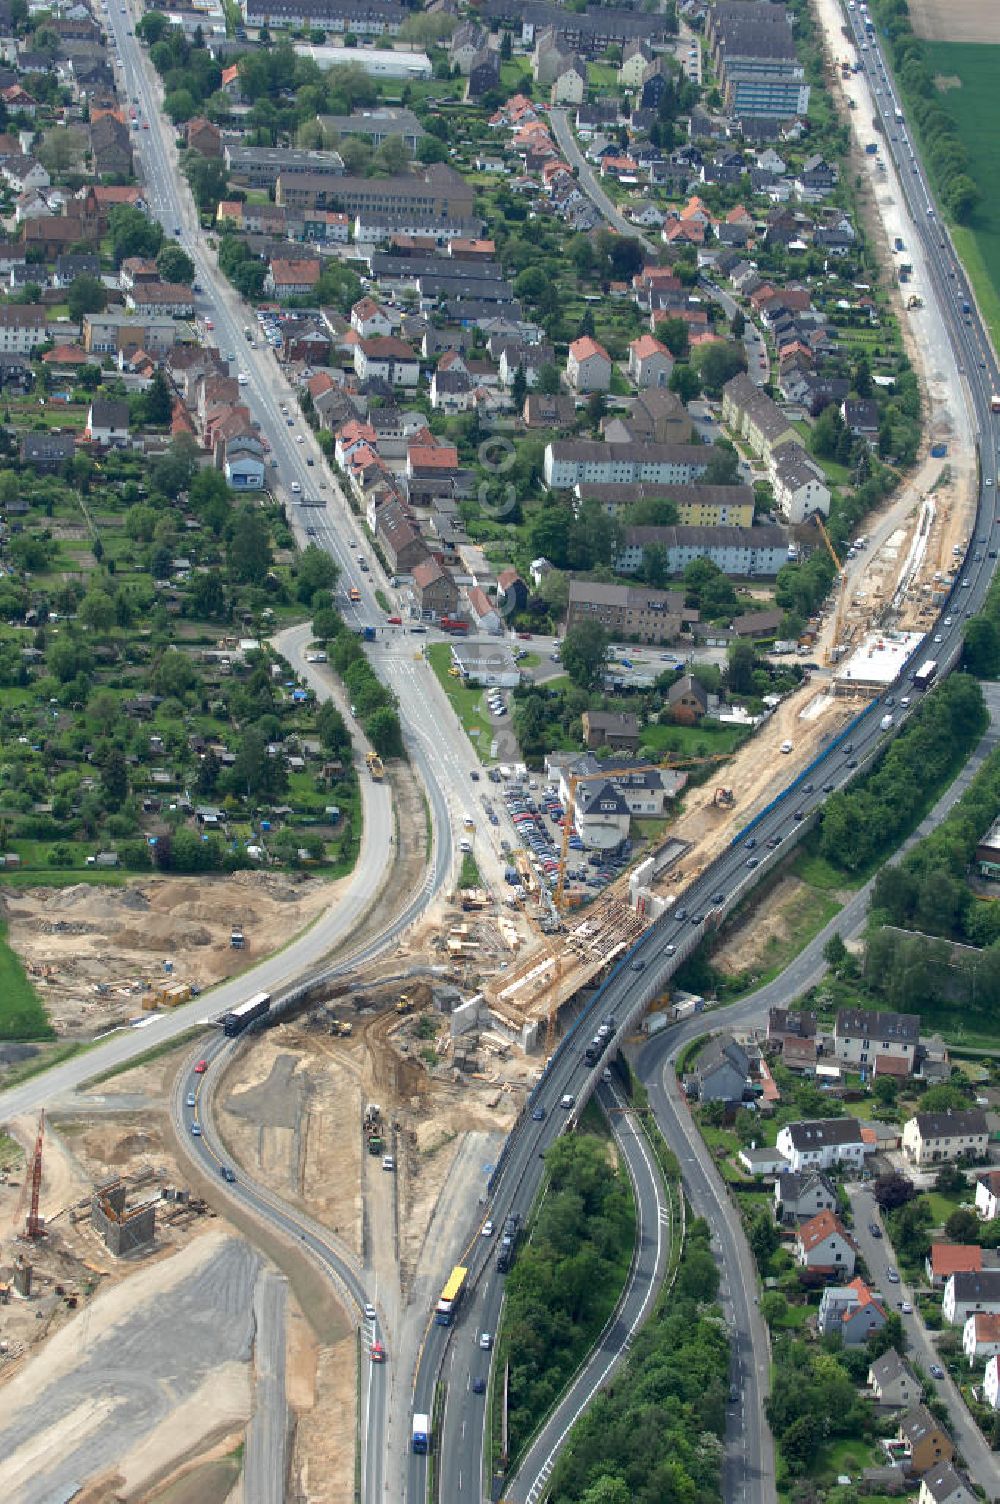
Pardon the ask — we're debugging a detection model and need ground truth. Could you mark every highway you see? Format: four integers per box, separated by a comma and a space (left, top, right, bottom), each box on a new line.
416, 7, 1000, 1492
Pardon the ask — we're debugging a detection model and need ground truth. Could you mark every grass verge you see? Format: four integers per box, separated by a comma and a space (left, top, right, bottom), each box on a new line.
0, 919, 54, 1041
426, 642, 495, 763
81, 1025, 207, 1089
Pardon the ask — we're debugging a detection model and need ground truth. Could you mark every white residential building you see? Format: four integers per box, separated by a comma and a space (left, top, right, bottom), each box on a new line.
774, 1118, 865, 1173
901, 1110, 989, 1167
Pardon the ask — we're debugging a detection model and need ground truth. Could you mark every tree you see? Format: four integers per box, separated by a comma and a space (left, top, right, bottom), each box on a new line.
823, 931, 848, 971
963, 615, 1000, 678
692, 339, 748, 398
295, 543, 338, 603
101, 747, 129, 809
67, 273, 106, 321
944, 1207, 979, 1243
78, 589, 115, 635
730, 308, 746, 338
109, 203, 163, 264
38, 126, 82, 175
184, 157, 229, 214
726, 640, 757, 695
586, 391, 607, 431
760, 1291, 787, 1329
144, 369, 173, 426
227, 509, 271, 585
228, 726, 286, 800
510, 363, 528, 412
656, 316, 689, 358
156, 243, 195, 285
561, 620, 608, 691
537, 363, 562, 396
366, 705, 403, 757
668, 363, 700, 403
873, 1172, 915, 1211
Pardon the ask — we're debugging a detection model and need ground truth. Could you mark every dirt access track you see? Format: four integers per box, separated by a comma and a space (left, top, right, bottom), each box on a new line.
908, 0, 1000, 43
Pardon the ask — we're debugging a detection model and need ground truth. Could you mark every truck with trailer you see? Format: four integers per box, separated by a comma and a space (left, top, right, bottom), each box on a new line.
222, 991, 270, 1037
913, 659, 938, 690
412, 1414, 429, 1454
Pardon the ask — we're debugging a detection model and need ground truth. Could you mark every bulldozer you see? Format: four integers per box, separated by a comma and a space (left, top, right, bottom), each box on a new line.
714, 786, 735, 809
395, 992, 414, 1015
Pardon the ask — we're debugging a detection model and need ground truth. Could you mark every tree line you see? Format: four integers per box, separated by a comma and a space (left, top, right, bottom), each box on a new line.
501, 1133, 636, 1466
817, 674, 987, 873
548, 1217, 728, 1504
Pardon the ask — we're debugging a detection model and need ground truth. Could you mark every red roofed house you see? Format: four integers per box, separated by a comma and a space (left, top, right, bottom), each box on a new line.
186, 117, 222, 157
628, 334, 674, 390
663, 218, 705, 246
3, 86, 37, 117
216, 201, 244, 229
566, 336, 611, 394
307, 370, 335, 403
818, 1277, 887, 1344
265, 258, 320, 299
795, 1208, 856, 1277
963, 1311, 1000, 1365
334, 420, 377, 469
467, 585, 502, 635
352, 296, 393, 339
407, 444, 458, 479
927, 1245, 983, 1290
220, 64, 242, 97
43, 343, 89, 369
354, 336, 420, 388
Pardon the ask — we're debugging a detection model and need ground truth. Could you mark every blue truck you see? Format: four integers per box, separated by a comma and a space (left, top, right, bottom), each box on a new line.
412, 1414, 429, 1454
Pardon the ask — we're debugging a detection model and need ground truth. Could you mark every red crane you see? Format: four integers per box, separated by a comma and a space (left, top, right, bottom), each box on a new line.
25, 1110, 45, 1240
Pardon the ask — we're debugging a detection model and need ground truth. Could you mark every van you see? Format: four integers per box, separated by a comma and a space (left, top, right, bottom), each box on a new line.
459, 838, 472, 853
780, 740, 793, 754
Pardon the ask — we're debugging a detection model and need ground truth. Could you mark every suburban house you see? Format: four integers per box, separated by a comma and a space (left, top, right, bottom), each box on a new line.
566, 335, 612, 393
901, 1110, 989, 1167
918, 1463, 973, 1504
85, 399, 130, 449
265, 258, 321, 298
897, 1405, 953, 1475
833, 1008, 919, 1075
794, 1208, 855, 1277
0, 304, 47, 352
411, 558, 459, 618
667, 674, 709, 724
975, 1170, 1000, 1222
985, 1355, 1000, 1411
354, 336, 420, 387
565, 579, 689, 646
770, 442, 831, 523
774, 1118, 866, 1173
20, 431, 76, 472
817, 1278, 886, 1345
926, 1245, 983, 1290
628, 334, 674, 388
689, 1032, 750, 1104
768, 1008, 818, 1049
581, 710, 640, 752
572, 780, 631, 849
774, 1169, 836, 1226
962, 1312, 1000, 1366
868, 1350, 920, 1411
942, 1270, 1000, 1327
737, 1144, 789, 1177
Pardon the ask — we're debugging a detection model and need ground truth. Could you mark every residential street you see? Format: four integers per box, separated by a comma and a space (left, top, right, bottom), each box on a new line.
849, 1186, 998, 1497
549, 108, 657, 255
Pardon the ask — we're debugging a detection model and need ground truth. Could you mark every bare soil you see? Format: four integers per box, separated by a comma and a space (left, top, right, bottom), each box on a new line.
1, 869, 340, 1039
909, 0, 1000, 43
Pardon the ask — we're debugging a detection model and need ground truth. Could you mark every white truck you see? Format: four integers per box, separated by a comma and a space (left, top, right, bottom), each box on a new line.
880, 713, 893, 731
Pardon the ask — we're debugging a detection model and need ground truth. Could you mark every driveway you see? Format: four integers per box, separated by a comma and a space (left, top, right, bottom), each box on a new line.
850, 1185, 998, 1497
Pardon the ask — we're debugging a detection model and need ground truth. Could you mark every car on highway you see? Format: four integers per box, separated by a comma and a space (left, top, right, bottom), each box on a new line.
191, 1123, 202, 1136
219, 1166, 236, 1183
631, 959, 646, 972
194, 1059, 208, 1073
869, 1222, 882, 1238
900, 1301, 913, 1314
559, 1093, 575, 1109
472, 1376, 486, 1394
887, 1267, 900, 1283
746, 857, 759, 868
371, 1341, 385, 1363
186, 1092, 196, 1107
929, 1364, 945, 1379
532, 1105, 546, 1120
296, 434, 305, 444
479, 1332, 493, 1349
382, 1154, 395, 1171
481, 1220, 494, 1237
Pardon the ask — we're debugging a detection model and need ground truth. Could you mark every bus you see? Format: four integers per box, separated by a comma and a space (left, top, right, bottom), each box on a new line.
435, 1265, 468, 1325
222, 991, 271, 1037
913, 659, 938, 691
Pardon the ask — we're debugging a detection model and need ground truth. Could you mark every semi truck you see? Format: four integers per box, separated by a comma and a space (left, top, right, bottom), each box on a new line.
913, 659, 938, 690
412, 1414, 430, 1454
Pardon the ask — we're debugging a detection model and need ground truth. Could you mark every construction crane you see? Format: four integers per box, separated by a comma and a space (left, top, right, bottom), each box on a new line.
811, 513, 850, 666
554, 753, 732, 912
15, 1111, 45, 1240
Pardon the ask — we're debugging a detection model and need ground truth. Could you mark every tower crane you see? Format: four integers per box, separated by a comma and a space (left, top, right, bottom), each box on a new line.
811, 513, 849, 666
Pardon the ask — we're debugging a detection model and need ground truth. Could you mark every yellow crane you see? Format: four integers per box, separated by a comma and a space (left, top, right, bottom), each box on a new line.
812, 513, 849, 666
554, 752, 732, 912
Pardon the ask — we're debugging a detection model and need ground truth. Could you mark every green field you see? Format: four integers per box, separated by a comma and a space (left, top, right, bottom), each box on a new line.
0, 921, 53, 1041
926, 42, 1000, 352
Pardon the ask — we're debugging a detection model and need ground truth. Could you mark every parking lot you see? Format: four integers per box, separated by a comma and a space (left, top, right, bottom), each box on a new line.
497, 777, 634, 903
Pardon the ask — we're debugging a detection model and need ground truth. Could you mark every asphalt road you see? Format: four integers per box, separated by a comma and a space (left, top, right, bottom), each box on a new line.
549, 109, 657, 255
849, 1188, 998, 1498
505, 1081, 672, 1504
244, 1267, 290, 1504
642, 1039, 774, 1504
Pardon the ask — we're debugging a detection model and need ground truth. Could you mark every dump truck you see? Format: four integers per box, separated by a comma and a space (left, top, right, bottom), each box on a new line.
230, 926, 244, 950
363, 1103, 384, 1155
366, 751, 385, 781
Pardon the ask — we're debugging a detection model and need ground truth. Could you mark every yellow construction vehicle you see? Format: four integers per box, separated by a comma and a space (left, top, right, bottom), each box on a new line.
714, 786, 735, 808
396, 993, 414, 1015
811, 513, 849, 666
366, 751, 385, 781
